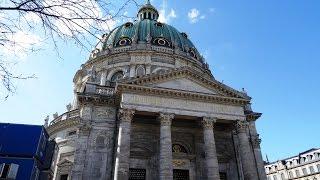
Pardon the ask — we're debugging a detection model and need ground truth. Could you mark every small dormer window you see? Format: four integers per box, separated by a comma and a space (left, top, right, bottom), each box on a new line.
124, 22, 133, 28
188, 48, 198, 59
181, 32, 188, 38
155, 22, 164, 27
152, 37, 171, 47
116, 37, 132, 47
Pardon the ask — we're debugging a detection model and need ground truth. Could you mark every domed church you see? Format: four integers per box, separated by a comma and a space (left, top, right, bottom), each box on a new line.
46, 1, 267, 180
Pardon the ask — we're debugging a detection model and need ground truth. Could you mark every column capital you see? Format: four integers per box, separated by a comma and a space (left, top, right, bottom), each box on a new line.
235, 120, 249, 133
118, 108, 135, 123
251, 134, 262, 149
202, 117, 217, 129
159, 113, 174, 126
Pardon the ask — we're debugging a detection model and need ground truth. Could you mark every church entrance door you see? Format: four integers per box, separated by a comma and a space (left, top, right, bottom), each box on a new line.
173, 169, 189, 180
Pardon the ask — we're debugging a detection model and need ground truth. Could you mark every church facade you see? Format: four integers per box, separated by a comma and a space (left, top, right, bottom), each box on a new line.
46, 1, 267, 180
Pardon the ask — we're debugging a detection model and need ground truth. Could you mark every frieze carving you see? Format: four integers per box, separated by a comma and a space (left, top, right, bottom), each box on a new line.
172, 160, 187, 167
158, 113, 174, 126
78, 121, 92, 136
202, 117, 217, 129
251, 134, 262, 149
118, 108, 135, 123
235, 120, 249, 133
80, 106, 92, 120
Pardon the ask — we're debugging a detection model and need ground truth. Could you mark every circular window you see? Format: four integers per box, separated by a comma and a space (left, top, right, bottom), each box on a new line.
124, 22, 133, 28
158, 39, 166, 46
153, 38, 171, 47
117, 37, 132, 47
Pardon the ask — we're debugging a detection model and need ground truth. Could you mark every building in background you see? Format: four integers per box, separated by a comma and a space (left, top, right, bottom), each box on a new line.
46, 1, 267, 179
0, 123, 55, 180
265, 148, 320, 180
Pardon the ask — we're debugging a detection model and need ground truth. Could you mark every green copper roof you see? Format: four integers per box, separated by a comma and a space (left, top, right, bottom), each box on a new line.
102, 19, 201, 59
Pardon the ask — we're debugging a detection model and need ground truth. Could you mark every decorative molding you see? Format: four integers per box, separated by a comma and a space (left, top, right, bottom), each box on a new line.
202, 117, 217, 129
158, 113, 174, 126
251, 134, 262, 149
117, 84, 248, 106
235, 120, 249, 133
47, 118, 80, 135
78, 122, 92, 136
118, 108, 135, 123
172, 159, 187, 167
246, 111, 262, 121
120, 66, 250, 100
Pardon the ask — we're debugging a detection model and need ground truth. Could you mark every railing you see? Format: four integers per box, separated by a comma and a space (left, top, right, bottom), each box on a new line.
96, 85, 115, 96
49, 109, 80, 126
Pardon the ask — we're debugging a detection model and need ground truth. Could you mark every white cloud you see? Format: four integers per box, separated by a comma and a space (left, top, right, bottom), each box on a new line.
1, 31, 41, 59
24, 12, 41, 23
188, 8, 205, 23
158, 0, 177, 23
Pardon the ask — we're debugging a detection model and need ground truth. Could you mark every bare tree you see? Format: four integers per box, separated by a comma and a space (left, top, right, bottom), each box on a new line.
0, 0, 138, 99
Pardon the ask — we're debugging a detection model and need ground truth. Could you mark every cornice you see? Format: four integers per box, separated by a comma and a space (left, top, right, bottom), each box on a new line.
77, 92, 118, 106
120, 67, 250, 100
116, 83, 249, 106
246, 111, 262, 121
46, 118, 80, 135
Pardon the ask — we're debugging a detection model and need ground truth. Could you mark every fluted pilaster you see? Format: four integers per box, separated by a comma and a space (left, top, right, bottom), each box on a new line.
158, 113, 174, 180
114, 108, 135, 180
202, 117, 220, 180
235, 120, 259, 180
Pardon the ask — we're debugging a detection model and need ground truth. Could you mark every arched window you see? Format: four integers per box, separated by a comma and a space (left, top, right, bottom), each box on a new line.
148, 12, 151, 19
288, 171, 293, 178
96, 136, 105, 148
111, 71, 124, 82
136, 65, 145, 77
172, 144, 188, 153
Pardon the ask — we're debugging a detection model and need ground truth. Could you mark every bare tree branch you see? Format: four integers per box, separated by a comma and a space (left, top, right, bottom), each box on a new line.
0, 0, 138, 99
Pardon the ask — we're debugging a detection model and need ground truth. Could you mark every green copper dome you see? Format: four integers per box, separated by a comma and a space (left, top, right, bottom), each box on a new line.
101, 1, 202, 61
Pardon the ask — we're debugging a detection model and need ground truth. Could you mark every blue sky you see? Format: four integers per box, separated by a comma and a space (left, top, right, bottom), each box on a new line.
1, 0, 319, 162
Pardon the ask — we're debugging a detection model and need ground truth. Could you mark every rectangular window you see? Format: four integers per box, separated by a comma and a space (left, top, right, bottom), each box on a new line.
302, 168, 308, 175
219, 172, 227, 180
0, 164, 10, 178
317, 164, 320, 172
280, 173, 285, 180
309, 166, 315, 173
129, 168, 146, 180
60, 174, 68, 180
7, 164, 19, 179
295, 169, 300, 177
288, 171, 293, 178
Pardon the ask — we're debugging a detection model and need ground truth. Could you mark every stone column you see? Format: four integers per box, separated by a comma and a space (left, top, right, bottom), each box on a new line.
202, 117, 220, 180
71, 122, 91, 179
114, 109, 135, 180
100, 71, 107, 86
251, 134, 267, 180
158, 113, 174, 180
236, 120, 259, 180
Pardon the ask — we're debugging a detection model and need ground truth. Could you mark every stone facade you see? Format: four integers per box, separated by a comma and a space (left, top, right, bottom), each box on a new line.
265, 148, 320, 180
46, 1, 266, 180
